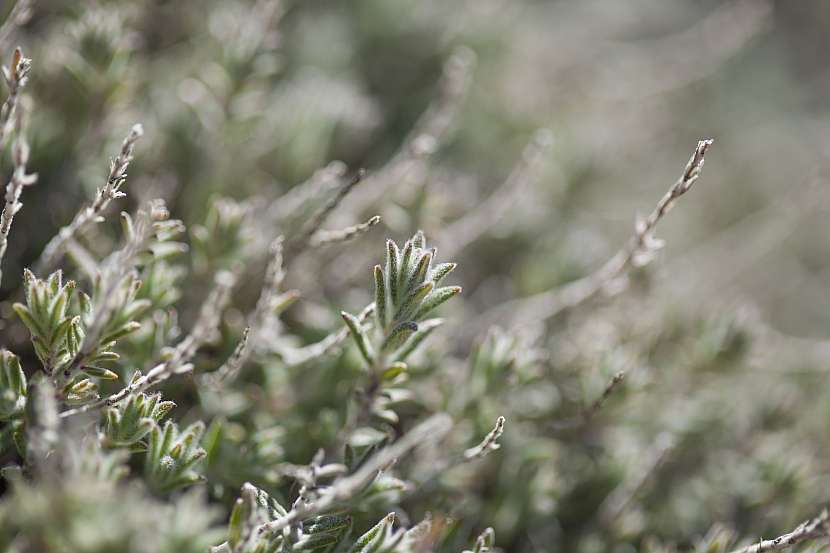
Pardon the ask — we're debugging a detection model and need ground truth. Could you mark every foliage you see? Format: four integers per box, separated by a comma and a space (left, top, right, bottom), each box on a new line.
0, 1, 829, 553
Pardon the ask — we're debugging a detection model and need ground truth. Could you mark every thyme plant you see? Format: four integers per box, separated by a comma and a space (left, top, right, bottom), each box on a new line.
1, 2, 828, 553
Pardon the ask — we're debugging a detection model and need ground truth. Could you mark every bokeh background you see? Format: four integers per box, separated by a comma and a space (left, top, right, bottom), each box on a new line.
3, 1, 830, 552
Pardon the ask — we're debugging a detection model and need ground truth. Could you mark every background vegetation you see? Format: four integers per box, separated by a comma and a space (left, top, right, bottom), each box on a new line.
2, 1, 830, 552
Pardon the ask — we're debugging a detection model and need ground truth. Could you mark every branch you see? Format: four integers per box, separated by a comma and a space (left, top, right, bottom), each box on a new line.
201, 236, 298, 388
598, 433, 674, 525
463, 416, 506, 460
255, 413, 452, 537
0, 88, 35, 286
309, 214, 381, 248
483, 139, 713, 330
0, 46, 30, 150
283, 169, 366, 257
552, 371, 627, 431
728, 510, 830, 553
36, 124, 144, 272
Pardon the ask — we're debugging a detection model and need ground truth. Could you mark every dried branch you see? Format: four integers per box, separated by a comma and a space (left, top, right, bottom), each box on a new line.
201, 327, 250, 390
266, 160, 346, 226
728, 510, 830, 553
212, 415, 452, 552
0, 46, 30, 151
36, 124, 144, 272
76, 201, 167, 361
552, 371, 627, 431
484, 139, 713, 330
255, 413, 452, 537
310, 214, 381, 248
463, 416, 506, 460
0, 93, 35, 286
285, 169, 366, 255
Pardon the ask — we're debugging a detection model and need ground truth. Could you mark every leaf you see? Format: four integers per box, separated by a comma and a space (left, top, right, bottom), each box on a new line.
413, 286, 461, 321
385, 240, 400, 306
342, 311, 375, 366
374, 265, 387, 330
381, 322, 418, 353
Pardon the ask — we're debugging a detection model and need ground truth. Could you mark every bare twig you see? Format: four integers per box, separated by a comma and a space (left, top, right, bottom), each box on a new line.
463, 416, 506, 460
200, 327, 250, 390
0, 93, 35, 286
728, 510, 830, 553
255, 413, 452, 537
481, 139, 713, 331
0, 46, 30, 151
310, 215, 381, 248
285, 169, 366, 255
211, 415, 450, 553
36, 124, 144, 272
552, 371, 627, 431
266, 161, 346, 226
76, 201, 168, 362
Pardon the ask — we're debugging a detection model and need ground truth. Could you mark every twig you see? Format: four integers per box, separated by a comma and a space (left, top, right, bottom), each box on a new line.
463, 416, 506, 460
36, 124, 144, 272
0, 92, 35, 286
310, 215, 381, 248
200, 327, 250, 390
212, 414, 453, 552
255, 413, 452, 537
0, 46, 30, 151
285, 169, 366, 255
83, 203, 160, 346
266, 160, 346, 226
728, 510, 830, 553
481, 139, 714, 330
201, 236, 297, 388
552, 371, 627, 431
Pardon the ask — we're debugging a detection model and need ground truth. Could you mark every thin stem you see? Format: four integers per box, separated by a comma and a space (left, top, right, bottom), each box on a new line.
36, 124, 144, 272
478, 139, 713, 332
0, 89, 35, 287
728, 510, 830, 553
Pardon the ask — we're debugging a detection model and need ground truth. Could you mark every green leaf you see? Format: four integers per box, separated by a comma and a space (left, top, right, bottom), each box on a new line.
381, 322, 418, 353
374, 265, 386, 330
342, 311, 375, 366
413, 286, 461, 321
385, 240, 400, 306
